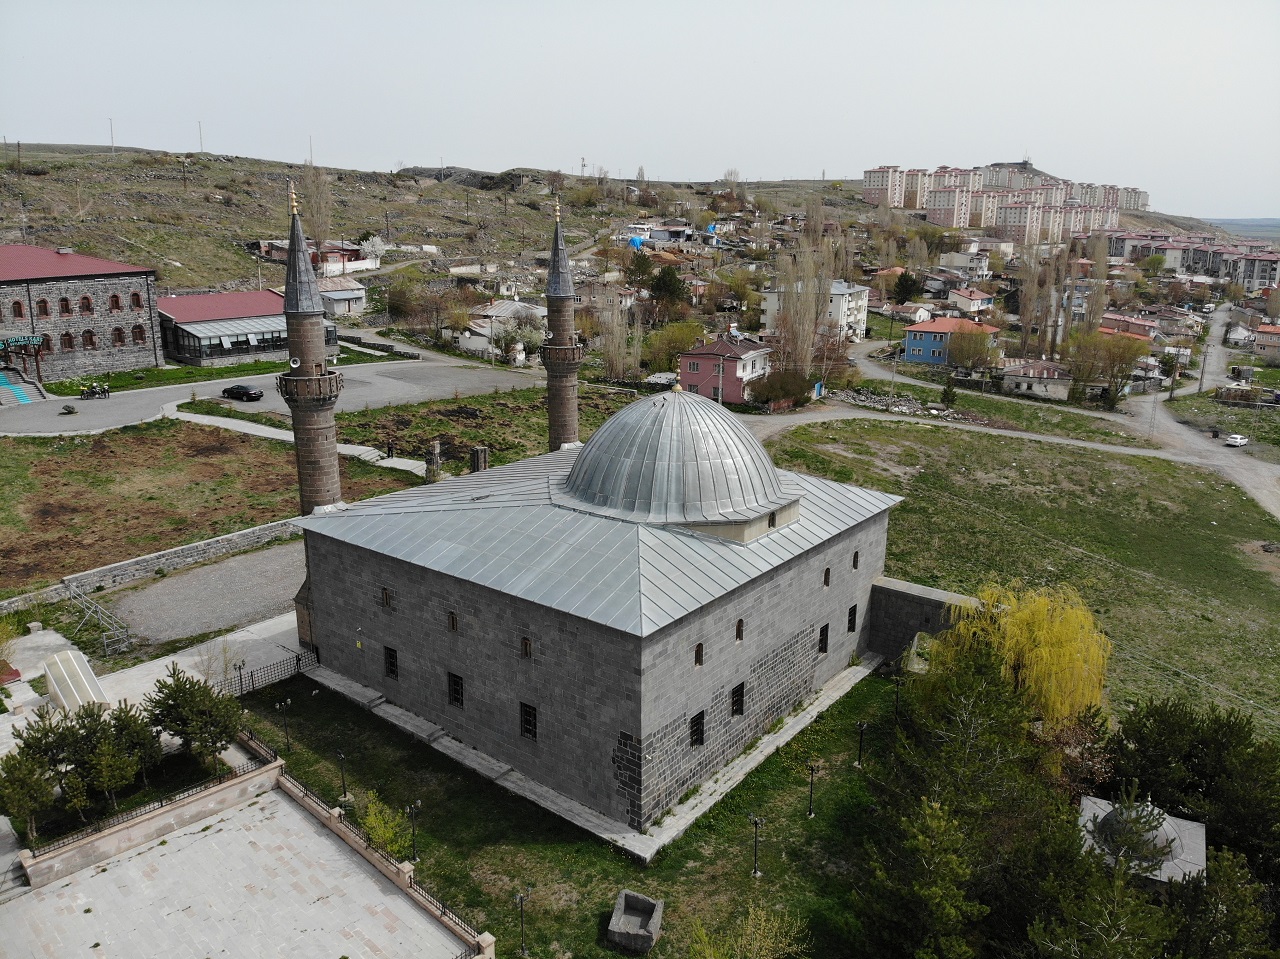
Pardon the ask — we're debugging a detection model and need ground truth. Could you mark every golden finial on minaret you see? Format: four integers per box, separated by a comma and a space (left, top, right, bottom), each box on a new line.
288, 178, 299, 215
554, 197, 561, 222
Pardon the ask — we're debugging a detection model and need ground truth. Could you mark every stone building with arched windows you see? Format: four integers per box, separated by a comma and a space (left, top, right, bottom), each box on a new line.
0, 245, 161, 383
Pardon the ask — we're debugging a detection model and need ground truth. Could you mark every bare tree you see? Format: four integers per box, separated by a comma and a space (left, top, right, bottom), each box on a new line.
906, 235, 930, 272
777, 242, 835, 377
602, 298, 629, 379
299, 161, 332, 252
1015, 247, 1042, 359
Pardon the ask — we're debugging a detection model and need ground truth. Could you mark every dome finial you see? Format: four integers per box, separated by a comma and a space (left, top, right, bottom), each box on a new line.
554, 196, 561, 222
672, 383, 683, 391
288, 178, 299, 216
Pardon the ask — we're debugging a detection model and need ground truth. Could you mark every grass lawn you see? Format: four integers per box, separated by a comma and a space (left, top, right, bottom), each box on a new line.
244, 673, 893, 958
42, 346, 404, 395
1167, 391, 1280, 460
335, 386, 637, 473
857, 377, 1156, 448
767, 419, 1280, 730
178, 398, 290, 430
0, 418, 419, 597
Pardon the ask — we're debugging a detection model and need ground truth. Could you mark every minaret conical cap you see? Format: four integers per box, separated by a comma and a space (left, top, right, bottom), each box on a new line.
547, 216, 574, 299
285, 206, 324, 316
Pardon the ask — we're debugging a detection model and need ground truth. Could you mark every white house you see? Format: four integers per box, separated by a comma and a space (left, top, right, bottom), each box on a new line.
762, 280, 870, 341
947, 288, 995, 313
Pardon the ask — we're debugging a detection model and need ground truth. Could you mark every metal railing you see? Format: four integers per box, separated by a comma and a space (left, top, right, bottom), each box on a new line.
29, 758, 263, 857
65, 581, 131, 655
216, 648, 319, 699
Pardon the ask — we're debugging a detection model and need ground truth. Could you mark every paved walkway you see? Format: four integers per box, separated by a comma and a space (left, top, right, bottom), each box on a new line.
0, 792, 467, 959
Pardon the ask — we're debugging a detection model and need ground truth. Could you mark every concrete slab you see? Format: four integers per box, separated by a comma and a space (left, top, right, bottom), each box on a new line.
0, 792, 468, 959
5, 630, 75, 681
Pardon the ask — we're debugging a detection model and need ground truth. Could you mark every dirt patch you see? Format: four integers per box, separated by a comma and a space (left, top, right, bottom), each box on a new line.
1238, 541, 1280, 588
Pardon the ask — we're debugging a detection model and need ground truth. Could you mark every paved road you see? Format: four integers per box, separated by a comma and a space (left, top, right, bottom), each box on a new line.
0, 348, 542, 436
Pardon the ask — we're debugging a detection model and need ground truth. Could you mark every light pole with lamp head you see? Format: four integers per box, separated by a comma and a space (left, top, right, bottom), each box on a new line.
274, 698, 292, 751
749, 814, 765, 878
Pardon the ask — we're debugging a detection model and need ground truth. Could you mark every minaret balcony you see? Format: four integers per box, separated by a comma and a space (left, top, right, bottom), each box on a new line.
540, 343, 584, 373
277, 370, 344, 403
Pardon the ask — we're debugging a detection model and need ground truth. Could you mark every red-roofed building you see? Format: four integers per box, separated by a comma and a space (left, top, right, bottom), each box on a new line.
1257, 325, 1280, 358
677, 336, 772, 403
902, 317, 1000, 367
947, 287, 995, 313
0, 244, 160, 384
157, 290, 337, 367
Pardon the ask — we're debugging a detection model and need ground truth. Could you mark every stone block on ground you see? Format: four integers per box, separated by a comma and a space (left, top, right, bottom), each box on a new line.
607, 889, 663, 952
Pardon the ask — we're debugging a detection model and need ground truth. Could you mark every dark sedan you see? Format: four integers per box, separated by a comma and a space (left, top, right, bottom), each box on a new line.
221, 384, 264, 401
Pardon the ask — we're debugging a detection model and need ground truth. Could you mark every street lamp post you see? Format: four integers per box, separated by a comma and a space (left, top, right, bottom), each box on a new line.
275, 699, 292, 751
514, 887, 532, 956
405, 799, 422, 861
337, 750, 350, 805
749, 814, 765, 878
233, 660, 246, 697
807, 762, 820, 819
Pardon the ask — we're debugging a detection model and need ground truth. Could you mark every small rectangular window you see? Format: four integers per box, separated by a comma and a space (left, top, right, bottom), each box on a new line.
731, 682, 745, 717
818, 624, 829, 654
690, 710, 705, 747
447, 611, 458, 631
448, 672, 464, 709
848, 605, 858, 633
521, 636, 532, 659
688, 361, 700, 372
520, 702, 538, 741
381, 585, 395, 608
384, 646, 399, 679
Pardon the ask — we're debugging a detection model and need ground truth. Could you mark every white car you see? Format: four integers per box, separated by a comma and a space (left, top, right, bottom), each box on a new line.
1225, 434, 1249, 447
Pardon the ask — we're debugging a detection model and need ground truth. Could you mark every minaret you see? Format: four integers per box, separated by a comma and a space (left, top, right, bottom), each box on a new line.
277, 181, 344, 514
541, 202, 583, 451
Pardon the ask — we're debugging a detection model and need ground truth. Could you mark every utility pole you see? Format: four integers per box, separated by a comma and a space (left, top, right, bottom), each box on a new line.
385, 210, 391, 241
109, 118, 115, 154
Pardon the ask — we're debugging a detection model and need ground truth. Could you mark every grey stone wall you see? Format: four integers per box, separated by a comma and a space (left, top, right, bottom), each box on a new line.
0, 273, 161, 382
867, 576, 977, 662
303, 534, 643, 824
634, 513, 888, 826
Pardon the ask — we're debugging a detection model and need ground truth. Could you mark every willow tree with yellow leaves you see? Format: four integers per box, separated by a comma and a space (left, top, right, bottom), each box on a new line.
937, 583, 1111, 726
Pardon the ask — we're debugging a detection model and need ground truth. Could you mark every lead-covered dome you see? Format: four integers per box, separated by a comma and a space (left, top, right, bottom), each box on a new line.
562, 389, 796, 524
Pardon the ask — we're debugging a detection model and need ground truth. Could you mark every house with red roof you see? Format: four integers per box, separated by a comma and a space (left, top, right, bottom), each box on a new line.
901, 316, 1000, 367
1257, 325, 1280, 359
677, 336, 772, 404
157, 290, 336, 367
0, 244, 160, 384
946, 287, 995, 314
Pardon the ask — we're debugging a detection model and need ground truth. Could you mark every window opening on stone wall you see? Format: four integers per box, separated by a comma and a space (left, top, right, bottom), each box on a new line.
109, 294, 122, 312
448, 672, 464, 709
59, 297, 71, 316
731, 682, 745, 717
447, 611, 457, 631
41, 334, 52, 353
36, 299, 49, 317
81, 329, 96, 350
111, 327, 125, 347
131, 291, 143, 309
690, 710, 705, 747
380, 586, 394, 608
10, 301, 23, 319
768, 511, 777, 529
818, 624, 829, 654
79, 296, 93, 314
60, 332, 74, 351
848, 605, 858, 633
694, 642, 704, 667
823, 567, 831, 587
384, 646, 399, 679
520, 702, 538, 740
735, 619, 744, 642
853, 550, 859, 570
131, 324, 146, 344
521, 636, 532, 659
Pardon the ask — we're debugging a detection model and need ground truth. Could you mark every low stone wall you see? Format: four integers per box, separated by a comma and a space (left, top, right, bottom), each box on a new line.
867, 576, 977, 662
19, 758, 284, 889
0, 520, 299, 616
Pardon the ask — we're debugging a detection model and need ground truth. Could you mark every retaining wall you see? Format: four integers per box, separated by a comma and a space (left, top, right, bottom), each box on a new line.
867, 576, 977, 661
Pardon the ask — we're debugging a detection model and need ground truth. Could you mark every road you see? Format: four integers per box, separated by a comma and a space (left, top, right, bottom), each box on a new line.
0, 345, 542, 436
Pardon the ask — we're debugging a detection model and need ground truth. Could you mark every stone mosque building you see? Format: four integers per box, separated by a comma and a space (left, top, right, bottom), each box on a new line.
289, 209, 941, 832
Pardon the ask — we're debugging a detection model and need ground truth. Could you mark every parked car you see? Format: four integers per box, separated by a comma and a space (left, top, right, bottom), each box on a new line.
1225, 434, 1249, 447
222, 384, 264, 401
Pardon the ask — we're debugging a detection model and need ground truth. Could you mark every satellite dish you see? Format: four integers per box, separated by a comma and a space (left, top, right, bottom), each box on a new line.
289, 357, 301, 368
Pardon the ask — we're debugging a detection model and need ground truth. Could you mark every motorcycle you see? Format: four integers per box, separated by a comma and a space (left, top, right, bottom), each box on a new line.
80, 384, 110, 400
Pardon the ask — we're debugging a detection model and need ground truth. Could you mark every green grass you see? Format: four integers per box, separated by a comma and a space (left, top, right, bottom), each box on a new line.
767, 419, 1280, 730
1250, 367, 1280, 389
177, 398, 289, 430
857, 377, 1155, 448
243, 674, 894, 958
1168, 391, 1280, 459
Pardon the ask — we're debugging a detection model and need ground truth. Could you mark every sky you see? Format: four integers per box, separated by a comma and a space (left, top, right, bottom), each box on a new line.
4, 0, 1278, 219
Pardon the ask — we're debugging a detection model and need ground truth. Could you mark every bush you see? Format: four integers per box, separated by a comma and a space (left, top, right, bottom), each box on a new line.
750, 369, 812, 405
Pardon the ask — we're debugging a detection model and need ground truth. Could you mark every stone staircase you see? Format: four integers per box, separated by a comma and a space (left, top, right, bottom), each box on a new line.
0, 368, 46, 405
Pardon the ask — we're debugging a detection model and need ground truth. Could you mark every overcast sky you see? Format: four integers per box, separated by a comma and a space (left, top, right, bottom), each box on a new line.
5, 0, 1277, 219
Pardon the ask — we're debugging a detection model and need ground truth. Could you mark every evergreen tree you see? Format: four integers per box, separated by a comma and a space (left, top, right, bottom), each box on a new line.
146, 663, 241, 767
0, 749, 56, 841
111, 701, 163, 786
1167, 849, 1274, 959
1030, 867, 1171, 959
90, 736, 138, 811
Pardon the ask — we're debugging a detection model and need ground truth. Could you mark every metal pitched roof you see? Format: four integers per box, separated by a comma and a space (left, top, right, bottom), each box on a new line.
284, 212, 325, 316
0, 245, 152, 283
546, 218, 575, 298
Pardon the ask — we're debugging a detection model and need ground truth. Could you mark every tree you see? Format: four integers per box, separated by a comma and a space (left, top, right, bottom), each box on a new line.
643, 321, 702, 373
1063, 332, 1108, 403
1167, 849, 1274, 959
62, 769, 91, 822
0, 749, 56, 840
362, 792, 412, 860
893, 271, 925, 305
940, 584, 1110, 727
947, 330, 994, 372
90, 736, 139, 810
626, 250, 655, 290
1268, 288, 1280, 320
1085, 782, 1174, 880
146, 663, 241, 766
299, 161, 332, 252
651, 266, 688, 317
750, 369, 811, 406
112, 701, 163, 786
1138, 254, 1165, 277
1225, 282, 1245, 303
1097, 334, 1149, 410
359, 235, 387, 261
14, 703, 72, 791
601, 301, 630, 380
1030, 868, 1171, 959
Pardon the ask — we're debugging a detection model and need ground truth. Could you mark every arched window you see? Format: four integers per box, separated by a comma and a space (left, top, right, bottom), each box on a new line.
823, 567, 831, 587
130, 291, 143, 310
112, 327, 126, 347
109, 294, 122, 312
59, 297, 71, 316
36, 299, 49, 318
694, 642, 704, 667
852, 550, 859, 570
131, 324, 146, 344
40, 334, 53, 353
60, 332, 75, 351
447, 611, 458, 631
79, 296, 93, 314
10, 301, 23, 319
735, 619, 744, 642
82, 329, 97, 350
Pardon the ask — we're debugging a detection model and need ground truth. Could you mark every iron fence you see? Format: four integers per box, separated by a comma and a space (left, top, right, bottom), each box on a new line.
30, 759, 262, 857
216, 648, 319, 698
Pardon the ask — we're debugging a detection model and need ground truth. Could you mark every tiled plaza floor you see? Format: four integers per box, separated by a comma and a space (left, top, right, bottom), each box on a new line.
0, 792, 467, 959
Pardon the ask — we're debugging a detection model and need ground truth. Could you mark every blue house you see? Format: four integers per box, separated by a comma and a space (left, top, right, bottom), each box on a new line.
902, 316, 1000, 366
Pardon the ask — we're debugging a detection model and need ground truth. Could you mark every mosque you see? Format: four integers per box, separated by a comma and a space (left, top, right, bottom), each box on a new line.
280, 203, 942, 831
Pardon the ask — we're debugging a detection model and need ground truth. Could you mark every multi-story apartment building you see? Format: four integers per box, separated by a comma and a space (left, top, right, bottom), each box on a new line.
1040, 206, 1066, 244
903, 169, 930, 209
994, 203, 1043, 245
1119, 187, 1149, 211
862, 166, 905, 207
926, 187, 971, 228
969, 191, 1002, 229
1235, 253, 1280, 293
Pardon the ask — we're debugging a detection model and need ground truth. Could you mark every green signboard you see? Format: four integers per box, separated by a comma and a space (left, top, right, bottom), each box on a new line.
1, 335, 44, 348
